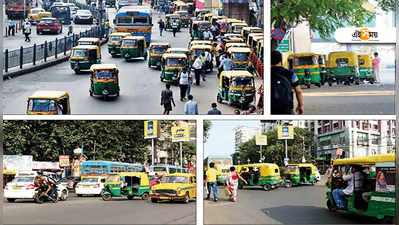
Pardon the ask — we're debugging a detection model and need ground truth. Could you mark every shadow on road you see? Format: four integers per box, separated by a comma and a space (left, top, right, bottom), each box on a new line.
263, 205, 379, 224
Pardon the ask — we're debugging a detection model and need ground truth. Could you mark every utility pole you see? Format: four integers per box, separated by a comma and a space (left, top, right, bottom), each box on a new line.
179, 142, 183, 167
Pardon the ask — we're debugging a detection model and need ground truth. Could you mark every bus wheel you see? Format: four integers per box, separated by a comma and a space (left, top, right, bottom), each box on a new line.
263, 184, 271, 191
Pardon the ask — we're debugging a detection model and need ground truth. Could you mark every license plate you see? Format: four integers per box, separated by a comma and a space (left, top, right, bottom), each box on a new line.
84, 185, 90, 188
13, 186, 22, 190
43, 29, 50, 31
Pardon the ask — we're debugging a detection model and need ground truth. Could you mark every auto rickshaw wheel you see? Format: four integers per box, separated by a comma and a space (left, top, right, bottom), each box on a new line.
306, 83, 311, 89
217, 95, 222, 103
116, 91, 120, 97
101, 192, 112, 201
144, 54, 147, 60
151, 198, 158, 203
263, 184, 271, 191
127, 196, 134, 200
141, 192, 149, 200
316, 82, 321, 88
183, 192, 190, 203
381, 216, 394, 224
327, 200, 336, 212
89, 90, 93, 96
74, 69, 80, 74
285, 182, 292, 188
369, 78, 375, 84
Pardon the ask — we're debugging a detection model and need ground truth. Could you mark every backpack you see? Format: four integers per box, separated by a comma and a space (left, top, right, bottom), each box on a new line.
271, 68, 293, 114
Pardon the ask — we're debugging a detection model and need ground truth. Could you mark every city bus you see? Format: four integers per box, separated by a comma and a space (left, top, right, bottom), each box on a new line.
204, 155, 233, 184
5, 0, 32, 20
80, 160, 143, 178
114, 5, 152, 44
149, 165, 187, 176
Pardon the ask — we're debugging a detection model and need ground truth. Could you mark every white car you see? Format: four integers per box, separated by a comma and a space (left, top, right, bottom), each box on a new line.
73, 10, 94, 24
75, 177, 105, 196
4, 172, 69, 202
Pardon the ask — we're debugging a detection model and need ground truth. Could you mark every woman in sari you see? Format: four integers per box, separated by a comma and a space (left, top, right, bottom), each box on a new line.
225, 166, 247, 202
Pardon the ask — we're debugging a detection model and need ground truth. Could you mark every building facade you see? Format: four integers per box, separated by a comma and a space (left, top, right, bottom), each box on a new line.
234, 125, 259, 151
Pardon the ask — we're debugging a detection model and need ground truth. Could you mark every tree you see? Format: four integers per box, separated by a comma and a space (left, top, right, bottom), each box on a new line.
203, 120, 212, 142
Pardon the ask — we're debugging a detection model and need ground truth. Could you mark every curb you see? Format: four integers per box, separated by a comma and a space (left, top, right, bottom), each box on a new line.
3, 38, 108, 80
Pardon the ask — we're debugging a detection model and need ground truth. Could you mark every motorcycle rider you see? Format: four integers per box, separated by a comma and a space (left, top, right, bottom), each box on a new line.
36, 172, 56, 200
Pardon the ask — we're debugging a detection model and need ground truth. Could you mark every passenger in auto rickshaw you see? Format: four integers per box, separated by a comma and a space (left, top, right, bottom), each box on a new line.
332, 165, 365, 209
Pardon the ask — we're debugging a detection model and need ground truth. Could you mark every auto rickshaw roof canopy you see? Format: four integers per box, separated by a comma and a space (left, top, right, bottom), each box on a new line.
287, 163, 317, 168
150, 42, 170, 47
227, 47, 251, 53
292, 53, 319, 57
248, 32, 264, 38
190, 40, 213, 45
232, 22, 248, 27
90, 64, 119, 71
328, 51, 359, 67
220, 70, 254, 78
122, 36, 146, 41
72, 45, 99, 50
109, 32, 132, 37
78, 37, 101, 42
190, 45, 212, 50
225, 37, 244, 43
118, 172, 148, 177
333, 154, 395, 166
242, 27, 262, 32
358, 54, 373, 67
226, 18, 243, 24
28, 91, 70, 100
162, 53, 187, 59
167, 48, 189, 53
236, 163, 280, 175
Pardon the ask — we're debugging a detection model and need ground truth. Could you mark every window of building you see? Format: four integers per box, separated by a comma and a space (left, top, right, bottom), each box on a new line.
357, 133, 369, 146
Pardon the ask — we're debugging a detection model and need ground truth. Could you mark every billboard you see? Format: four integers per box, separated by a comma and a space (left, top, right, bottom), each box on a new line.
3, 155, 33, 172
144, 120, 158, 139
256, 135, 267, 145
171, 126, 190, 142
59, 155, 70, 167
277, 125, 294, 139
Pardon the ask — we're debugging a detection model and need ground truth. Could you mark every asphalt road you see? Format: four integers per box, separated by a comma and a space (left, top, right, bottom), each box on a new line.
204, 177, 381, 224
3, 7, 261, 115
3, 193, 195, 224
299, 69, 395, 115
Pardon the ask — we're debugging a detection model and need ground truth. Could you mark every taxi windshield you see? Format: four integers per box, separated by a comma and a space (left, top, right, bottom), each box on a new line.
72, 49, 88, 57
123, 39, 137, 46
95, 70, 116, 79
232, 52, 249, 61
161, 176, 188, 183
106, 175, 120, 182
295, 56, 317, 66
152, 47, 167, 54
166, 58, 185, 66
109, 36, 122, 42
28, 99, 57, 112
81, 178, 99, 183
231, 77, 253, 88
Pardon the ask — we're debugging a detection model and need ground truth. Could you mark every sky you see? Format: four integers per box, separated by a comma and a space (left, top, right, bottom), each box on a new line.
204, 120, 260, 158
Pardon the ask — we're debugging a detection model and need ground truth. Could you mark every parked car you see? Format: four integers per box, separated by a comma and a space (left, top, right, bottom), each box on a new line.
73, 10, 94, 24
4, 171, 69, 202
59, 177, 80, 190
36, 17, 63, 34
75, 176, 106, 196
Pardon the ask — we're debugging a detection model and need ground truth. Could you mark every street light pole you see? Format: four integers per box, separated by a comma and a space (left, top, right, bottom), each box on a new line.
179, 142, 183, 167
259, 145, 262, 163
285, 139, 288, 163
151, 139, 155, 166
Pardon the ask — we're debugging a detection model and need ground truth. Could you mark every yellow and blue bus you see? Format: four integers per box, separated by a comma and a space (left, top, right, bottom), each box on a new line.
81, 160, 143, 177
114, 6, 152, 45
204, 155, 233, 184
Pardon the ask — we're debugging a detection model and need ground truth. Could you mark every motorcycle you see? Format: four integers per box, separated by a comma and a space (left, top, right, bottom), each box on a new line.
34, 184, 59, 204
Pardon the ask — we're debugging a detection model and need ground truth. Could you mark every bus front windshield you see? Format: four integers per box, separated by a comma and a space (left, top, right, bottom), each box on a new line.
28, 99, 57, 112
161, 176, 188, 183
95, 70, 116, 79
232, 52, 249, 61
295, 56, 317, 66
231, 77, 253, 88
166, 58, 185, 67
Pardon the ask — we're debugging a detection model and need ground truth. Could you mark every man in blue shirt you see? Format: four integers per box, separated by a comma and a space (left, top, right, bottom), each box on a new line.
207, 103, 221, 115
184, 95, 198, 115
8, 19, 15, 36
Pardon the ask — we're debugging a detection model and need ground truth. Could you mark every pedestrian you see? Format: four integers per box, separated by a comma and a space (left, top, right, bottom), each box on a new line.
200, 52, 207, 81
23, 20, 31, 42
372, 52, 381, 84
158, 19, 165, 36
160, 83, 176, 115
104, 19, 110, 38
271, 50, 304, 115
192, 56, 203, 85
207, 103, 221, 115
164, 4, 169, 14
219, 53, 233, 78
242, 105, 257, 115
205, 162, 218, 202
184, 95, 198, 115
203, 29, 211, 40
192, 22, 198, 40
225, 166, 247, 202
177, 68, 191, 101
172, 20, 178, 37
8, 18, 15, 36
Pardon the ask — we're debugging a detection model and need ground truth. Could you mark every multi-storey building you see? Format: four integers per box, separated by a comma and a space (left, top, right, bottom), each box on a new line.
234, 126, 259, 151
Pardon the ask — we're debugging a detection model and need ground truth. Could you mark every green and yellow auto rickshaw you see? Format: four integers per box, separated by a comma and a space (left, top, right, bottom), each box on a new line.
189, 45, 213, 71
231, 22, 248, 34
217, 71, 255, 109
160, 53, 188, 83
89, 64, 120, 98
241, 27, 262, 43
148, 42, 171, 69
27, 91, 71, 115
165, 14, 181, 31
166, 48, 190, 58
326, 154, 395, 223
327, 51, 361, 85
70, 45, 101, 74
358, 54, 375, 84
175, 10, 190, 27
107, 32, 132, 57
227, 47, 252, 71
281, 163, 317, 187
120, 36, 147, 61
247, 32, 263, 46
237, 163, 281, 191
286, 53, 323, 88
77, 37, 101, 46
101, 172, 150, 201
191, 21, 211, 39
316, 54, 329, 86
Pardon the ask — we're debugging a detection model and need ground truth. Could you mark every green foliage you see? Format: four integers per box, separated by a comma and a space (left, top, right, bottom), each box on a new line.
203, 120, 212, 142
271, 0, 387, 40
233, 127, 314, 166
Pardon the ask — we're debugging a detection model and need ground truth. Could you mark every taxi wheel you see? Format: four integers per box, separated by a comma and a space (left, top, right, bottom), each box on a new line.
183, 192, 190, 203
151, 198, 158, 203
60, 190, 68, 201
263, 184, 271, 191
141, 192, 149, 200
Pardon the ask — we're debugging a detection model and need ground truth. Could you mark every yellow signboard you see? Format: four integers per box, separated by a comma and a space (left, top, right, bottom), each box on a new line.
256, 135, 267, 145
171, 126, 190, 142
277, 125, 294, 139
144, 120, 158, 139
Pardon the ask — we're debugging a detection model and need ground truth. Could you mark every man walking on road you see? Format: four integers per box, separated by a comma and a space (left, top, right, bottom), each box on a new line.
206, 162, 218, 202
192, 56, 203, 85
207, 103, 222, 114
372, 52, 381, 84
178, 68, 191, 101
160, 84, 176, 115
158, 19, 165, 36
184, 95, 198, 115
23, 20, 31, 42
271, 50, 304, 115
8, 18, 15, 36
172, 20, 178, 37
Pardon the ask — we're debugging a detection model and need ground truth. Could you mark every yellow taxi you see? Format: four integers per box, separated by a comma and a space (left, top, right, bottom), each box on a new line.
150, 173, 196, 203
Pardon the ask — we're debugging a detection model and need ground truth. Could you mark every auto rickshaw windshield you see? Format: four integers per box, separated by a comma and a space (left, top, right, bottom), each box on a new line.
167, 58, 186, 66
28, 99, 57, 112
152, 47, 167, 54
318, 56, 325, 64
287, 166, 299, 172
109, 36, 122, 42
72, 49, 88, 57
231, 77, 253, 87
106, 175, 120, 182
193, 49, 205, 56
359, 59, 365, 66
123, 39, 136, 46
234, 25, 244, 31
336, 58, 349, 67
161, 176, 188, 183
95, 70, 116, 79
295, 56, 317, 66
232, 52, 249, 61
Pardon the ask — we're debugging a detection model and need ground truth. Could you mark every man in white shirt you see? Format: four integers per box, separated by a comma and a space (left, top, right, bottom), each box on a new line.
192, 56, 203, 85
332, 166, 364, 209
178, 68, 191, 101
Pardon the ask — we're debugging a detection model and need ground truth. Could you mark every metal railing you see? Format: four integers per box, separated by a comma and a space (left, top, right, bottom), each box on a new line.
3, 26, 103, 73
